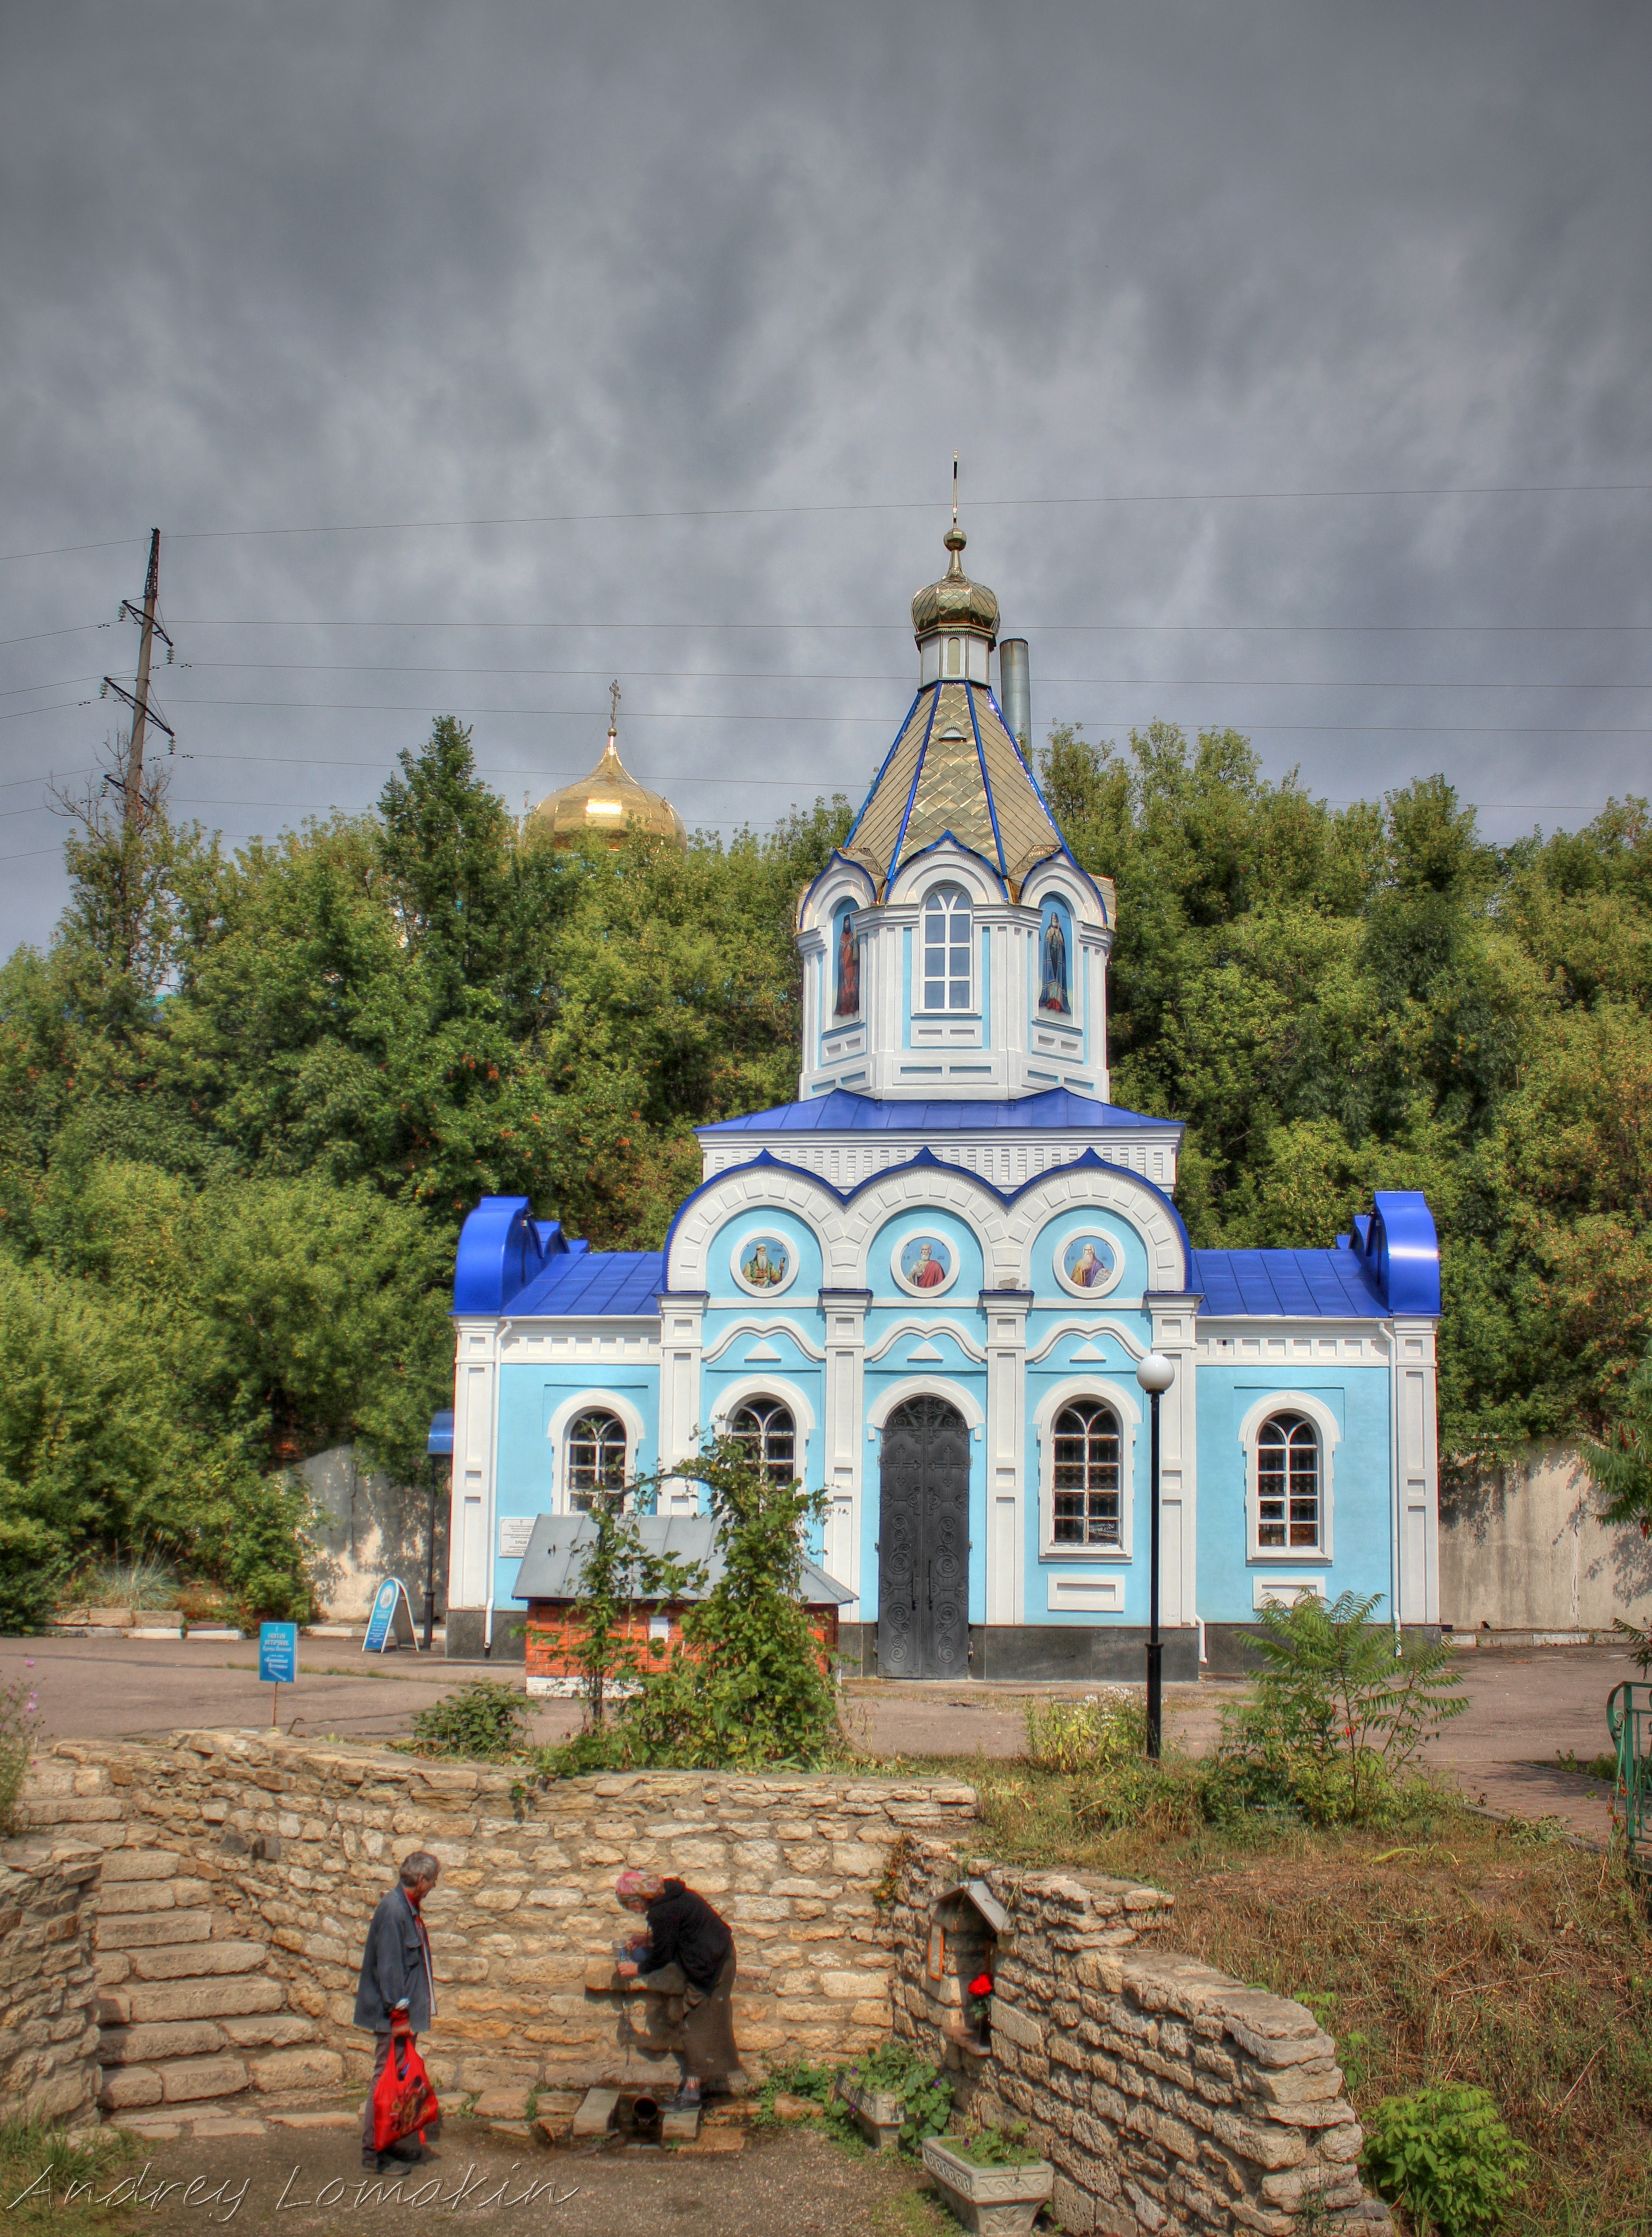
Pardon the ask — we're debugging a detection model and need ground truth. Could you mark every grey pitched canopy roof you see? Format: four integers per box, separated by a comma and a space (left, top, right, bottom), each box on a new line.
511, 1514, 853, 1605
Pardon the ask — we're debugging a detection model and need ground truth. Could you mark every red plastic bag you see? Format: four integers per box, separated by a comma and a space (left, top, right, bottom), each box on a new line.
370, 2018, 440, 2154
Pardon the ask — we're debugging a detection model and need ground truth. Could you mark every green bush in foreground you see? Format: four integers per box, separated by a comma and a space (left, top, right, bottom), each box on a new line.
407, 1680, 531, 1761
1359, 2083, 1530, 2236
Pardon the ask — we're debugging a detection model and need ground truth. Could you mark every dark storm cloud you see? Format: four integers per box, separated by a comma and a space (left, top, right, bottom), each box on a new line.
2, 0, 1650, 952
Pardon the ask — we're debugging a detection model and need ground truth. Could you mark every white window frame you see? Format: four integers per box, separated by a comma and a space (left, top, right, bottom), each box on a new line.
708, 1374, 817, 1487
1238, 1390, 1339, 1562
1033, 1377, 1141, 1562
919, 884, 974, 1014
544, 1390, 647, 1516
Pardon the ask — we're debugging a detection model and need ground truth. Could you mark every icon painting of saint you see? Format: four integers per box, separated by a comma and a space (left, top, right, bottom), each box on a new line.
1039, 901, 1070, 1016
833, 905, 861, 1018
741, 1238, 788, 1288
1062, 1235, 1116, 1290
901, 1237, 951, 1290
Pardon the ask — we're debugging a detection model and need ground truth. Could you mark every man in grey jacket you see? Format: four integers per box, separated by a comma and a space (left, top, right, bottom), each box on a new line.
355, 1851, 440, 2169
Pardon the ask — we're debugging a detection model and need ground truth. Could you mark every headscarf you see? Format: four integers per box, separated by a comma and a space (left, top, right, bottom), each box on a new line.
615, 1869, 665, 1908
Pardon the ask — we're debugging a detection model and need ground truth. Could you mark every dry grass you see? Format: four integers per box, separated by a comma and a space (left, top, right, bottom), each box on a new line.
910, 1757, 1652, 2237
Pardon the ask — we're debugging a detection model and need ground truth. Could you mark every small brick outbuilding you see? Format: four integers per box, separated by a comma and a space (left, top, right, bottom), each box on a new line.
512, 1514, 853, 1696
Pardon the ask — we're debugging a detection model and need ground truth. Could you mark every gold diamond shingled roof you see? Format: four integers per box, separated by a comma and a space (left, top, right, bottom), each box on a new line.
843, 683, 1064, 897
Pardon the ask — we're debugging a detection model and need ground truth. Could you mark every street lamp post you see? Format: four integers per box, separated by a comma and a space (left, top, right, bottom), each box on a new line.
1134, 1352, 1176, 1760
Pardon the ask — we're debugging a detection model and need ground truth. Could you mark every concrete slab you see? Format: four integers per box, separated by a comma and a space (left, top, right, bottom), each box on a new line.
573, 2086, 622, 2137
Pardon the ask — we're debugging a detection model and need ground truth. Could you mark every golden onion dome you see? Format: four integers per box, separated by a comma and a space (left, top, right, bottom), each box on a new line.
529, 723, 686, 850
910, 523, 1000, 644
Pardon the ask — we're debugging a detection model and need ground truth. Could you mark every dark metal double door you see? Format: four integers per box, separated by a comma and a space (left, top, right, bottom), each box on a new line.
877, 1396, 970, 1680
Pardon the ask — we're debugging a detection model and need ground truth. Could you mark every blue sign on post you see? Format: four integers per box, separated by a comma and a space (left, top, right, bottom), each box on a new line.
363, 1578, 418, 1654
259, 1621, 297, 1684
259, 1621, 297, 1727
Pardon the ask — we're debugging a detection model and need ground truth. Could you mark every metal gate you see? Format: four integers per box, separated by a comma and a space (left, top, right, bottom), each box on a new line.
877, 1396, 970, 1680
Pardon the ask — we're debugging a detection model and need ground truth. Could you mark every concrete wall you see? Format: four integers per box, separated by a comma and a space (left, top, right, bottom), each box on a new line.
302, 1445, 445, 1623
1440, 1446, 1652, 1633
0, 1834, 102, 2125
33, 1735, 975, 2110
889, 1838, 1385, 2237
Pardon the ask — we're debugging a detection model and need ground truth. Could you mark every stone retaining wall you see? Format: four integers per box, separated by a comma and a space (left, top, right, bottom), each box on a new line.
33, 1735, 975, 2115
0, 1834, 102, 2125
890, 1839, 1387, 2237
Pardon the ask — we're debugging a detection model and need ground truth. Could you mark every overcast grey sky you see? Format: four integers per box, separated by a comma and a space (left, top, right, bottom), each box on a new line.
3, 1, 1650, 957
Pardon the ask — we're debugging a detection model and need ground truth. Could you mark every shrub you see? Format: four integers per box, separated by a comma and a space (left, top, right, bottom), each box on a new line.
1360, 2083, 1531, 2236
0, 1673, 42, 1835
611, 1437, 844, 1769
222, 1473, 320, 1630
0, 1498, 66, 1636
408, 1680, 531, 1760
1023, 1691, 1143, 1773
1220, 1589, 1467, 1825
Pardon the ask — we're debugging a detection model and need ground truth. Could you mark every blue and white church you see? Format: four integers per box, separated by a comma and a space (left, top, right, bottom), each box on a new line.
441, 526, 1444, 1679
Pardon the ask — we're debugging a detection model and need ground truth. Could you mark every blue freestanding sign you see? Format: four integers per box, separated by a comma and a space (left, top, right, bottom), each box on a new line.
363, 1578, 418, 1654
259, 1621, 297, 1726
259, 1621, 297, 1684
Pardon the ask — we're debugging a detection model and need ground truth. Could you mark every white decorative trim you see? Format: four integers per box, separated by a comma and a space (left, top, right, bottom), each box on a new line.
864, 1318, 987, 1365
864, 1377, 985, 1434
541, 1388, 649, 1517
702, 1319, 826, 1366
1238, 1389, 1340, 1563
1025, 1318, 1148, 1367
1252, 1574, 1328, 1611
1032, 1377, 1141, 1561
1047, 1573, 1123, 1613
889, 1226, 961, 1298
729, 1226, 800, 1298
1050, 1223, 1125, 1300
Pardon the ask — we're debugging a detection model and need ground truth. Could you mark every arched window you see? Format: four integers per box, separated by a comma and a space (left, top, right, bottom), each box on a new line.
566, 1409, 627, 1509
1257, 1413, 1320, 1548
922, 886, 973, 1012
1051, 1401, 1121, 1547
728, 1398, 796, 1483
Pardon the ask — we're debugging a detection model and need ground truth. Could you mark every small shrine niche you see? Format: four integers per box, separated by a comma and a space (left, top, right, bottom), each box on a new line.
921, 1879, 1007, 2066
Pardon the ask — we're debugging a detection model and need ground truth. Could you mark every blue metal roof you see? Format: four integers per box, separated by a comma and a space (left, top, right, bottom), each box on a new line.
510, 1249, 666, 1318
698, 1087, 1182, 1137
427, 1409, 454, 1456
1191, 1247, 1389, 1319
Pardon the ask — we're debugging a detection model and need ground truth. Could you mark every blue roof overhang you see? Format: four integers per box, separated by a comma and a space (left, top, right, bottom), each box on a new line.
696, 1087, 1183, 1139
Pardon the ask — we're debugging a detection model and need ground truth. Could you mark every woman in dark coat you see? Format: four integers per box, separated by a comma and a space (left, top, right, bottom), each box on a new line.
614, 1869, 740, 2108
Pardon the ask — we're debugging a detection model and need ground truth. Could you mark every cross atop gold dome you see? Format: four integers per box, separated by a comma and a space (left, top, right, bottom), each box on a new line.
528, 687, 686, 850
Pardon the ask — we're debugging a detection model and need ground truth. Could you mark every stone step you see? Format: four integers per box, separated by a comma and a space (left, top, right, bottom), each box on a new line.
571, 2086, 621, 2137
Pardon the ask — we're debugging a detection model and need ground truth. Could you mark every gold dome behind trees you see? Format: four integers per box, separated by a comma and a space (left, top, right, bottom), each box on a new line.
529, 684, 687, 850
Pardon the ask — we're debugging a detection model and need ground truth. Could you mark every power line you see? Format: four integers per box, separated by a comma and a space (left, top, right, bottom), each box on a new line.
9, 618, 1652, 650
5, 475, 1652, 564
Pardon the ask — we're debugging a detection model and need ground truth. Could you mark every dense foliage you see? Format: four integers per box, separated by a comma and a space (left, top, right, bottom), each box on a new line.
1043, 722, 1652, 1465
3, 703, 1650, 1618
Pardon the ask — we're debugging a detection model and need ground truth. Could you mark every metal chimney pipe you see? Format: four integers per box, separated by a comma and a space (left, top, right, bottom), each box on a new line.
999, 638, 1031, 758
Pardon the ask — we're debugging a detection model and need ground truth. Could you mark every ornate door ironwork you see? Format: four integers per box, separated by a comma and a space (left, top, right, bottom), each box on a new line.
877, 1396, 971, 1680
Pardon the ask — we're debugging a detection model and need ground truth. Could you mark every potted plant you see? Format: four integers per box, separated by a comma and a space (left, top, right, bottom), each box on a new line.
834, 2043, 953, 2152
922, 2121, 1054, 2237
